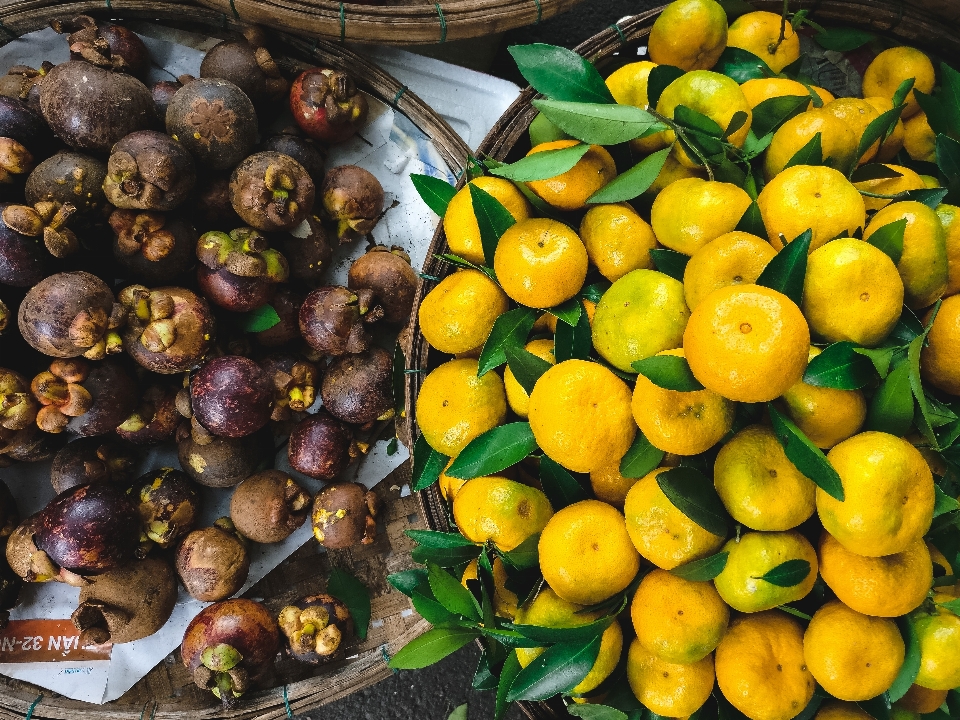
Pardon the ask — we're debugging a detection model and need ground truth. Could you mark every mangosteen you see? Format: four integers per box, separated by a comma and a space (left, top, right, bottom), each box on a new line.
25, 152, 108, 219
299, 286, 377, 356
6, 515, 59, 583
278, 594, 354, 665
176, 518, 250, 602
262, 132, 326, 187
200, 39, 287, 107
195, 227, 288, 312
104, 130, 196, 211
281, 215, 333, 284
116, 382, 181, 444
151, 79, 181, 119
321, 165, 384, 243
51, 15, 150, 79
254, 287, 303, 347
166, 79, 257, 171
50, 437, 137, 494
190, 356, 273, 438
30, 358, 138, 436
0, 213, 47, 286
348, 245, 418, 325
181, 598, 280, 708
111, 209, 196, 283
0, 368, 37, 431
260, 354, 318, 422
0, 425, 64, 464
18, 272, 119, 357
178, 426, 269, 488
39, 61, 156, 154
0, 64, 52, 111
118, 285, 215, 374
189, 174, 242, 231
289, 68, 368, 144
321, 347, 394, 425
71, 557, 176, 646
288, 411, 360, 480
230, 470, 310, 544
0, 200, 79, 259
0, 137, 33, 187
229, 151, 314, 233
0, 95, 54, 155
128, 467, 199, 550
311, 481, 379, 549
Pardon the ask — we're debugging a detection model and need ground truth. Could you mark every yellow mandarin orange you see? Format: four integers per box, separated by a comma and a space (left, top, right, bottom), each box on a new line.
682, 231, 776, 310
913, 592, 960, 690
438, 459, 467, 502
525, 140, 616, 211
853, 163, 925, 213
589, 462, 638, 508
606, 62, 667, 155
651, 177, 753, 256
579, 203, 657, 282
904, 112, 937, 162
452, 476, 553, 551
443, 177, 531, 265
763, 109, 857, 180
418, 269, 509, 354
739, 77, 833, 109
897, 685, 949, 714
816, 702, 875, 720
865, 96, 906, 161
727, 11, 800, 73
822, 97, 882, 165
936, 204, 960, 296
532, 297, 595, 335
647, 0, 727, 71
460, 557, 519, 620
503, 338, 555, 419
862, 46, 936, 118
921, 294, 960, 394
645, 150, 706, 195
626, 639, 715, 717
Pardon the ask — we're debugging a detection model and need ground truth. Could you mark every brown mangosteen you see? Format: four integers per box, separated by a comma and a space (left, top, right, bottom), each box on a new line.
119, 285, 215, 374
0, 64, 53, 111
111, 209, 196, 283
0, 138, 33, 187
260, 354, 318, 422
116, 382, 181, 444
200, 39, 287, 107
6, 515, 60, 583
39, 61, 156, 154
0, 200, 79, 259
176, 518, 250, 602
254, 287, 303, 347
128, 467, 199, 550
50, 437, 137, 494
51, 15, 150, 79
151, 79, 181, 119
195, 227, 288, 312
281, 215, 333, 284
321, 347, 394, 425
166, 79, 257, 172
348, 245, 417, 325
71, 557, 176, 646
312, 481, 379, 549
0, 214, 47, 286
189, 174, 242, 231
25, 152, 108, 219
229, 470, 310, 544
178, 426, 269, 488
0, 425, 64, 464
0, 95, 54, 155
30, 358, 138, 436
190, 356, 273, 438
278, 594, 354, 665
229, 152, 314, 233
104, 130, 196, 211
299, 286, 377, 356
18, 272, 119, 357
181, 597, 279, 708
262, 132, 326, 187
288, 411, 362, 481
290, 69, 368, 144
0, 368, 37, 431
321, 165, 384, 243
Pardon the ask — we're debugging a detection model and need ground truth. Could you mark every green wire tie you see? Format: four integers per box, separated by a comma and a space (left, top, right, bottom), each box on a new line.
283, 685, 292, 718
392, 85, 408, 107
229, 0, 240, 19
609, 23, 627, 45
435, 3, 447, 43
137, 700, 156, 720
380, 645, 398, 673
104, 0, 112, 10
24, 695, 43, 720
339, 2, 346, 43
532, 0, 542, 25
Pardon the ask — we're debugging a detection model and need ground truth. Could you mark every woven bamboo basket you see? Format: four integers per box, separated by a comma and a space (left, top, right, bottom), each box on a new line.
402, 2, 960, 719
0, 2, 472, 718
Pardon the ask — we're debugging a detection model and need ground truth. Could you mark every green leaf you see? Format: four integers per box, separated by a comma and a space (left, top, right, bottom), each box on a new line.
412, 434, 450, 492
784, 132, 823, 170
908, 309, 941, 448
892, 77, 917, 110
815, 27, 876, 51
412, 544, 482, 569
938, 597, 960, 616
540, 455, 588, 509
633, 355, 705, 391
768, 404, 845, 501
723, 111, 750, 141
853, 346, 896, 378
715, 46, 773, 83
499, 533, 540, 570
855, 106, 906, 168
890, 306, 924, 344
850, 164, 904, 183
410, 174, 457, 217
507, 613, 615, 645
473, 651, 498, 690
742, 129, 774, 160
938, 62, 960, 137
480, 627, 544, 648
753, 559, 811, 587
656, 466, 730, 537
446, 423, 539, 479
328, 568, 372, 640
865, 218, 907, 264
735, 200, 768, 239
427, 561, 480, 621
587, 147, 671, 203
469, 183, 516, 267
548, 298, 582, 326
620, 431, 665, 479
448, 704, 468, 720
406, 529, 478, 549
410, 586, 458, 625
650, 248, 690, 282
937, 134, 960, 204
505, 345, 553, 395
803, 341, 877, 390
751, 95, 810, 138
509, 44, 615, 104
490, 143, 591, 182
905, 187, 950, 208
478, 307, 538, 376
674, 105, 725, 137
916, 90, 951, 137
387, 568, 428, 596
670, 552, 729, 581
388, 627, 479, 670
581, 281, 610, 304
495, 651, 522, 720
887, 616, 920, 702
506, 635, 602, 701
567, 705, 629, 720
532, 99, 665, 145
755, 228, 812, 305
554, 301, 592, 361
866, 361, 915, 436
857, 693, 892, 720
236, 304, 281, 333
647, 65, 685, 108
935, 485, 960, 518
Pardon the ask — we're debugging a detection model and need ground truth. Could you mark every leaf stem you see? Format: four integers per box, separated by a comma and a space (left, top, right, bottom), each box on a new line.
770, 0, 789, 55
858, 190, 910, 200
646, 109, 715, 181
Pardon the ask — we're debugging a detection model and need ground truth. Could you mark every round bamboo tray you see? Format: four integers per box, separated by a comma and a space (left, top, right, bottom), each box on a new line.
402, 2, 960, 719
0, 3, 471, 718
190, 0, 585, 46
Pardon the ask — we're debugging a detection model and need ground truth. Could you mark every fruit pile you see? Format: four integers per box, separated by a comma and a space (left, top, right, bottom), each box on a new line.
0, 15, 412, 708
392, 1, 960, 718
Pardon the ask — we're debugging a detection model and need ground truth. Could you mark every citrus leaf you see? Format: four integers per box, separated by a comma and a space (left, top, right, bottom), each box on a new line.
815, 27, 876, 51
857, 693, 892, 720
751, 95, 810, 137
756, 228, 812, 304
540, 455, 588, 509
509, 44, 615, 104
469, 183, 516, 267
580, 281, 610, 304
473, 651, 498, 690
803, 341, 877, 390
890, 306, 925, 344
768, 404, 845, 501
587, 147, 671, 203
742, 129, 774, 160
448, 704, 468, 720
495, 651, 522, 720
554, 301, 592, 361
723, 111, 750, 141
865, 361, 915, 436
905, 187, 950, 208
620, 431, 665, 479
865, 218, 907, 264
887, 616, 921, 702
656, 466, 730, 537
935, 485, 960, 518
853, 346, 896, 378
937, 597, 960, 616
650, 248, 689, 281
446, 422, 539, 479
507, 611, 615, 644
674, 105, 725, 137
753, 558, 811, 587
387, 568, 428, 596
855, 106, 906, 170
892, 78, 917, 110
435, 253, 497, 281
735, 200, 767, 239
939, 62, 960, 137
498, 533, 540, 570
410, 587, 458, 625
478, 307, 538, 376
505, 345, 553, 395
388, 627, 479, 670
850, 164, 904, 183
647, 65, 685, 107
909, 306, 941, 448
784, 132, 823, 170
547, 297, 582, 326
412, 435, 450, 491
410, 173, 456, 216
567, 705, 629, 720
715, 46, 773, 83
670, 552, 729, 581
916, 89, 951, 137
532, 98, 666, 145
632, 355, 705, 391
480, 628, 544, 648
506, 635, 602, 702
427, 561, 480, 621
490, 143, 591, 182
328, 568, 372, 640
236, 304, 281, 333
